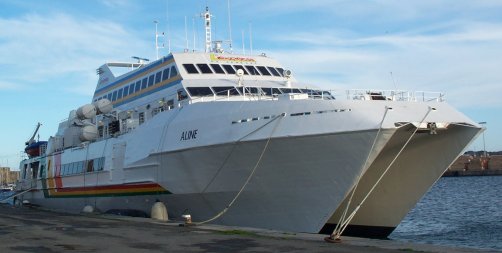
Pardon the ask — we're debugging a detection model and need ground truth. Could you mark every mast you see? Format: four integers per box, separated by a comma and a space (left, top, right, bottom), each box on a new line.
201, 6, 213, 53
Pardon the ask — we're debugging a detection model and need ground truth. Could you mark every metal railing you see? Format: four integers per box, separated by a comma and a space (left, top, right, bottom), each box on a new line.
187, 87, 445, 104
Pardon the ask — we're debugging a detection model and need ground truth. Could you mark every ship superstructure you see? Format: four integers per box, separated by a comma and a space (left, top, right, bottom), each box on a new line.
15, 7, 483, 237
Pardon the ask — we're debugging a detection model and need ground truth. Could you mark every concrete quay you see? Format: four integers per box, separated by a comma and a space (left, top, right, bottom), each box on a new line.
0, 204, 499, 253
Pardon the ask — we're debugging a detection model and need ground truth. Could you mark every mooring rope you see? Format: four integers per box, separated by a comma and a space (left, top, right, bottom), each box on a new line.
331, 106, 391, 238
328, 106, 434, 241
194, 113, 285, 225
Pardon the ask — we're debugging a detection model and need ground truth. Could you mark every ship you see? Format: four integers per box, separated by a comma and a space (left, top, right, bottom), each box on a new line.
15, 7, 483, 237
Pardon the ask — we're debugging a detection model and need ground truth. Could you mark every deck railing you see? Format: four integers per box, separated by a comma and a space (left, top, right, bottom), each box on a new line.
187, 88, 445, 104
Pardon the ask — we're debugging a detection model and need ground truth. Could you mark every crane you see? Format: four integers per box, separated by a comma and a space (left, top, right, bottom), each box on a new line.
25, 122, 42, 146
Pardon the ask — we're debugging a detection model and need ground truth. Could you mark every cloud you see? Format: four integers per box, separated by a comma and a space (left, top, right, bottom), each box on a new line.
265, 21, 502, 109
0, 12, 151, 93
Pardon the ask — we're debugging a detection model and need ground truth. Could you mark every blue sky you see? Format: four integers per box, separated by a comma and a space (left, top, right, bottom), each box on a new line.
1, 0, 501, 169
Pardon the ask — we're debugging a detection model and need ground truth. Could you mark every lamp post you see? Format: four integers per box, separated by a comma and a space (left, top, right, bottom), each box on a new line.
479, 122, 487, 157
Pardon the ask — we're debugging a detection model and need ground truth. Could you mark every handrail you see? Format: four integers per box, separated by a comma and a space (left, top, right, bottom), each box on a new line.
187, 87, 445, 104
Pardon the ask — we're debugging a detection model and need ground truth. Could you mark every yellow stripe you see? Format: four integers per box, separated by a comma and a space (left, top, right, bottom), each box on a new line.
96, 58, 175, 96
111, 75, 182, 105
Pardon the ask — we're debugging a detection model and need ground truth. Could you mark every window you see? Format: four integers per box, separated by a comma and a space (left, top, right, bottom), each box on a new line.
245, 87, 261, 94
117, 88, 123, 99
170, 66, 178, 78
135, 81, 141, 92
212, 86, 241, 96
123, 85, 129, 97
155, 71, 162, 83
177, 89, 188, 101
112, 90, 118, 101
129, 83, 135, 95
162, 68, 170, 81
86, 160, 94, 172
267, 67, 281, 77
187, 87, 214, 96
210, 64, 225, 74
244, 65, 260, 75
233, 65, 248, 75
197, 64, 213, 74
76, 161, 84, 174
139, 112, 145, 125
222, 64, 236, 74
280, 88, 294, 94
93, 157, 105, 171
183, 64, 199, 74
107, 93, 112, 100
257, 66, 271, 76
261, 87, 282, 96
148, 75, 154, 87
276, 67, 285, 77
141, 78, 147, 89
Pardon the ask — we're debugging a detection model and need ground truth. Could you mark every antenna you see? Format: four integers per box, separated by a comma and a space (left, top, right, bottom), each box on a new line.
242, 30, 245, 55
390, 71, 398, 91
192, 17, 196, 52
184, 16, 189, 52
154, 20, 165, 60
200, 6, 213, 53
249, 22, 253, 55
166, 0, 171, 53
227, 0, 233, 53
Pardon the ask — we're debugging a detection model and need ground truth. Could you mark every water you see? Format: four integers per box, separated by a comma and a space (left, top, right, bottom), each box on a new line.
390, 176, 502, 251
0, 190, 14, 205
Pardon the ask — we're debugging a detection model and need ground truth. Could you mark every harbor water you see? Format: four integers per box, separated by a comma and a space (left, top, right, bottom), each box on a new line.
390, 175, 502, 251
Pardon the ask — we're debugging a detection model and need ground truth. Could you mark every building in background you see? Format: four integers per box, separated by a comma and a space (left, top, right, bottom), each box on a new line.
0, 167, 19, 186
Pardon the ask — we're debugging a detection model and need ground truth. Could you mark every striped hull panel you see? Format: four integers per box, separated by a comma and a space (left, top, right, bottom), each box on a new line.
41, 180, 170, 198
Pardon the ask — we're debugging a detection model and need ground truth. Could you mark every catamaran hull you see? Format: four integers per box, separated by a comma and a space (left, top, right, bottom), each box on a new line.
321, 123, 482, 238
19, 129, 393, 233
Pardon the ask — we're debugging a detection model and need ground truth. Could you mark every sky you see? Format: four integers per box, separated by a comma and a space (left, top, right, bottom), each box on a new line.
0, 0, 501, 169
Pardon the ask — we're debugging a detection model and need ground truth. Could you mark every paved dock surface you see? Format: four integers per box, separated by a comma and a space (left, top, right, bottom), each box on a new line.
0, 204, 499, 253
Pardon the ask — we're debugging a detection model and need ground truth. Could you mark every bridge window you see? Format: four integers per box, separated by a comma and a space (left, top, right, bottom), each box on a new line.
187, 87, 214, 97
183, 64, 199, 74
148, 75, 154, 87
276, 67, 285, 77
141, 78, 147, 89
123, 85, 129, 97
128, 83, 135, 95
267, 67, 281, 77
233, 65, 248, 75
257, 66, 271, 76
170, 66, 178, 78
245, 65, 260, 75
135, 81, 141, 92
197, 64, 213, 74
162, 68, 170, 81
244, 87, 261, 94
117, 88, 123, 99
155, 71, 162, 83
222, 64, 236, 74
210, 64, 225, 74
212, 86, 241, 96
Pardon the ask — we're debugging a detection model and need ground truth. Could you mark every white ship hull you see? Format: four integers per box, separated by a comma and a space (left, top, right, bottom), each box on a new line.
18, 99, 396, 233
322, 109, 482, 237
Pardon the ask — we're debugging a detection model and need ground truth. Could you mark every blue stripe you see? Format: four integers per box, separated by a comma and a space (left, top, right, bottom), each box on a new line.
113, 79, 182, 107
94, 55, 175, 95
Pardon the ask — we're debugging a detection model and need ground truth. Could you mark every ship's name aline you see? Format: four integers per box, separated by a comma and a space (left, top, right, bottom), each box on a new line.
180, 129, 198, 141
